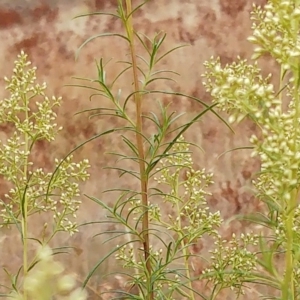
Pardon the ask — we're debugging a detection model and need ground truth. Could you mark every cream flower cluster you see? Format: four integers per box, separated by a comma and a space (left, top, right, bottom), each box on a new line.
202, 56, 278, 124
0, 52, 90, 235
248, 1, 300, 69
10, 246, 87, 300
202, 1, 300, 211
154, 135, 221, 239
202, 233, 258, 295
201, 0, 300, 293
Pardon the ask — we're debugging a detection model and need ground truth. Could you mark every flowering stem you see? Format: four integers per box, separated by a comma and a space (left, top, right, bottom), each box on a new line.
283, 198, 296, 299
282, 8, 300, 298
21, 93, 29, 300
125, 1, 152, 299
175, 176, 195, 300
282, 79, 299, 299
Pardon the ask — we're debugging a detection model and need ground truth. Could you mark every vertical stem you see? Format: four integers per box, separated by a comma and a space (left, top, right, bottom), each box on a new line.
175, 177, 195, 300
283, 192, 296, 299
282, 7, 300, 298
21, 93, 29, 300
21, 211, 28, 300
282, 73, 299, 299
278, 65, 284, 114
125, 1, 153, 299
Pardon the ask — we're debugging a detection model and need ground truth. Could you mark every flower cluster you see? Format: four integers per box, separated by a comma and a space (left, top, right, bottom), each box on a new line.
116, 136, 222, 297
0, 155, 90, 234
202, 0, 300, 295
202, 56, 278, 124
115, 244, 139, 269
115, 244, 163, 265
202, 8, 300, 215
0, 51, 90, 235
10, 246, 88, 300
202, 233, 258, 295
249, 102, 300, 209
275, 205, 300, 247
1, 51, 62, 141
248, 1, 300, 69
154, 135, 221, 240
115, 244, 166, 288
127, 197, 162, 222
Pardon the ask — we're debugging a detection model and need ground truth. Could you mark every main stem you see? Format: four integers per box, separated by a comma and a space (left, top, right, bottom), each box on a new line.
175, 178, 195, 300
282, 9, 300, 299
125, 1, 153, 299
282, 76, 299, 299
21, 94, 29, 300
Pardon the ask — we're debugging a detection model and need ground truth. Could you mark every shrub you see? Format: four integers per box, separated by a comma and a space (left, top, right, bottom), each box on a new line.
2, 0, 300, 299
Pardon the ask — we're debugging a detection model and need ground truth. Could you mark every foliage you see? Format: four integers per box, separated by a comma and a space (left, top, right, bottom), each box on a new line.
202, 0, 300, 298
73, 0, 257, 300
1, 0, 300, 299
0, 52, 89, 299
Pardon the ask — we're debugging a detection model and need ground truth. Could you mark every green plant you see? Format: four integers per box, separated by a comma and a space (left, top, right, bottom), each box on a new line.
71, 1, 262, 300
0, 51, 89, 299
9, 246, 88, 300
73, 0, 300, 299
2, 0, 299, 299
202, 0, 300, 299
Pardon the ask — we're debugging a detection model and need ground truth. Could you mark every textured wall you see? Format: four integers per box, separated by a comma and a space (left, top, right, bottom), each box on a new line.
0, 0, 273, 298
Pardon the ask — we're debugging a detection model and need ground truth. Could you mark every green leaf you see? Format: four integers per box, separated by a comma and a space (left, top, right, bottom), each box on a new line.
217, 146, 253, 159
73, 12, 120, 20
82, 241, 140, 288
256, 235, 280, 279
147, 102, 220, 174
47, 129, 115, 197
144, 90, 233, 132
145, 76, 177, 86
126, 1, 149, 20
75, 33, 130, 60
156, 44, 190, 64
